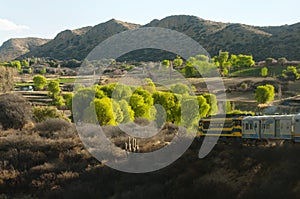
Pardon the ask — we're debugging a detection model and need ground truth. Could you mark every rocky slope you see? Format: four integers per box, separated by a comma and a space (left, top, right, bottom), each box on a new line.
0, 38, 50, 61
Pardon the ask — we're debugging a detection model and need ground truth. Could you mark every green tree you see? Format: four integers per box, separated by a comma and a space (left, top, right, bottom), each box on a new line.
202, 94, 218, 115
255, 84, 275, 104
48, 80, 63, 107
229, 54, 238, 66
63, 93, 74, 109
33, 75, 47, 90
89, 97, 116, 125
197, 95, 210, 117
161, 60, 170, 68
195, 54, 209, 62
237, 54, 255, 67
261, 67, 268, 77
171, 83, 189, 95
72, 87, 96, 120
152, 91, 181, 124
118, 100, 134, 123
173, 56, 183, 68
181, 96, 199, 128
213, 51, 230, 69
111, 84, 132, 100
183, 64, 196, 78
10, 61, 21, 72
40, 68, 46, 74
112, 100, 123, 124
142, 78, 156, 94
98, 83, 116, 98
21, 60, 29, 67
129, 88, 153, 119
33, 106, 69, 122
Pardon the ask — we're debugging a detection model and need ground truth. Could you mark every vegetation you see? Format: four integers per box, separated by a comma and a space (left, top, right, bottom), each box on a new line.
0, 93, 31, 130
33, 106, 69, 123
33, 75, 47, 90
261, 67, 268, 77
0, 66, 15, 93
255, 84, 275, 104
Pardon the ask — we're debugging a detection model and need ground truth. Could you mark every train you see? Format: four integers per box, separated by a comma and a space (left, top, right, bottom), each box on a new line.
198, 114, 300, 143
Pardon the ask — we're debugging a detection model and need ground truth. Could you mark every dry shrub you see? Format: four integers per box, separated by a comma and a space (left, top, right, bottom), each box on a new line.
102, 125, 126, 138
35, 118, 72, 138
134, 117, 150, 126
0, 93, 31, 130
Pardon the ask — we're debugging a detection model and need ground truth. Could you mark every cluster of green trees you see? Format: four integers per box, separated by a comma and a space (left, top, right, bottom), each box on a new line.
71, 80, 218, 128
33, 75, 65, 106
212, 51, 255, 76
280, 66, 300, 80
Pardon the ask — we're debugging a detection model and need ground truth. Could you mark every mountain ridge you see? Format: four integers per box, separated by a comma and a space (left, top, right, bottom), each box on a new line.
1, 15, 300, 62
0, 37, 50, 61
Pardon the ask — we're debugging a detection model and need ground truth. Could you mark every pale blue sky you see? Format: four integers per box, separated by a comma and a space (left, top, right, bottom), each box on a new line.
1, 0, 300, 45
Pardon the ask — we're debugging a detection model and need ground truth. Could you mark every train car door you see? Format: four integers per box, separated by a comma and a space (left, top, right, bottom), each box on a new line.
294, 115, 300, 142
253, 120, 261, 139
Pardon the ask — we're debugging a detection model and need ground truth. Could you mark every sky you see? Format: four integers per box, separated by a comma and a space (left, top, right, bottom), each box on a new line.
0, 0, 300, 45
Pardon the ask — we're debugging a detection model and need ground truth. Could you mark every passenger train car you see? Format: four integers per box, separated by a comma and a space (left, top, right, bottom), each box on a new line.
198, 114, 300, 142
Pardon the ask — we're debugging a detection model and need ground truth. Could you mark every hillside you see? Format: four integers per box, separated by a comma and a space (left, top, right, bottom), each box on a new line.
0, 38, 50, 61
1, 15, 300, 61
21, 19, 140, 60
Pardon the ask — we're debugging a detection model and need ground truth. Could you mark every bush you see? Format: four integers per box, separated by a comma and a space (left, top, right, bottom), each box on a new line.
255, 84, 275, 104
0, 66, 15, 93
33, 106, 69, 123
0, 93, 31, 130
35, 118, 71, 136
33, 75, 47, 90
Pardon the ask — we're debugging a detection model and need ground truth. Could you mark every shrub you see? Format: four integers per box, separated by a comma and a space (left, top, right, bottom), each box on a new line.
0, 66, 15, 93
33, 75, 47, 90
0, 93, 31, 130
35, 118, 71, 136
261, 67, 268, 77
33, 106, 69, 123
255, 84, 275, 104
171, 83, 189, 95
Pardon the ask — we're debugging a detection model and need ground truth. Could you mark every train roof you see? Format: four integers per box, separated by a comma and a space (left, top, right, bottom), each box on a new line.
243, 115, 295, 121
202, 114, 252, 119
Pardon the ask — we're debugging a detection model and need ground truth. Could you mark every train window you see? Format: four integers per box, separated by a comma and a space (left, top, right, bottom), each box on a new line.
262, 124, 266, 129
296, 119, 300, 122
245, 123, 249, 130
249, 123, 253, 130
254, 123, 257, 129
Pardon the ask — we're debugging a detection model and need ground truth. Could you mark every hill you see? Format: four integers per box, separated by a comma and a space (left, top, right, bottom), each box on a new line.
21, 19, 140, 60
0, 38, 50, 61
1, 15, 300, 61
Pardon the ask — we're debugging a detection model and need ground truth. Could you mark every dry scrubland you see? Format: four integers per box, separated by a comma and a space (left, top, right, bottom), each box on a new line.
0, 121, 300, 199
